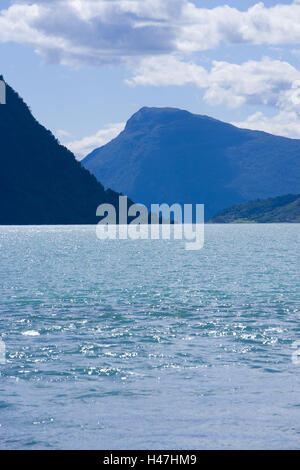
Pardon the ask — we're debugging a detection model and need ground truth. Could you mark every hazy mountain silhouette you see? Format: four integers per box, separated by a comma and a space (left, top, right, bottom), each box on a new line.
210, 193, 300, 223
0, 76, 129, 225
82, 107, 300, 220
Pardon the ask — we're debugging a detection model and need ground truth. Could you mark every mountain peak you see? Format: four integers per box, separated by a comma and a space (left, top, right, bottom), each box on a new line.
82, 106, 300, 220
124, 106, 227, 134
125, 106, 196, 131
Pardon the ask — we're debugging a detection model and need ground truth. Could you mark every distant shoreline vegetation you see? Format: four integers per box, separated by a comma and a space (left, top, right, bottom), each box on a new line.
210, 194, 300, 223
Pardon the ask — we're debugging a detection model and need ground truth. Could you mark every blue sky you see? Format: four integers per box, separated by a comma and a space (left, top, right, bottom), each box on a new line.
1, 0, 300, 157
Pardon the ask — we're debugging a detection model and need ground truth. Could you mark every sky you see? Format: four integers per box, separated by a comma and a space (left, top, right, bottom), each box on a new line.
2, 0, 300, 158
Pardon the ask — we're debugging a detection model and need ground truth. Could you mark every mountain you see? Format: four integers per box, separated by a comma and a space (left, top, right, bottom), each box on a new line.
0, 76, 129, 225
210, 194, 300, 223
82, 107, 300, 220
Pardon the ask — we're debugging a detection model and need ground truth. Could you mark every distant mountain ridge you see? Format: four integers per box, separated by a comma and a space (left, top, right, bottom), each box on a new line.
210, 194, 300, 223
82, 107, 300, 220
0, 76, 130, 225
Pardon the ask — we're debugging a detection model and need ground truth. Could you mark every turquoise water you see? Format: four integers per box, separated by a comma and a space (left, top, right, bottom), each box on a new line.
0, 224, 299, 450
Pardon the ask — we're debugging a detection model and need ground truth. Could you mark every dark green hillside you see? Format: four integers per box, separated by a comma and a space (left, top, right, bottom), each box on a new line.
210, 194, 300, 223
0, 76, 128, 225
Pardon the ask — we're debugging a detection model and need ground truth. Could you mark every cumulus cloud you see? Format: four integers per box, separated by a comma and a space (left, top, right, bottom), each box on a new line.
2, 1, 300, 66
66, 122, 125, 159
204, 58, 300, 109
129, 56, 300, 109
0, 0, 183, 66
178, 1, 300, 52
126, 55, 208, 87
232, 111, 300, 139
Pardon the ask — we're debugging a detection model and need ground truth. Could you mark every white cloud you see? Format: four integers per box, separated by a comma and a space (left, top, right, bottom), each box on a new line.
0, 0, 182, 66
232, 111, 300, 139
126, 55, 208, 87
204, 58, 300, 109
2, 1, 300, 66
66, 122, 125, 159
129, 56, 300, 109
178, 2, 300, 52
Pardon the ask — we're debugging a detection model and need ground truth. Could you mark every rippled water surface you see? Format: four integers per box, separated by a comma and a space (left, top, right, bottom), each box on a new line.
0, 225, 299, 449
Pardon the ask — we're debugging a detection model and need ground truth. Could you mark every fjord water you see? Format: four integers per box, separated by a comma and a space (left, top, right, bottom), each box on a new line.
0, 225, 299, 450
